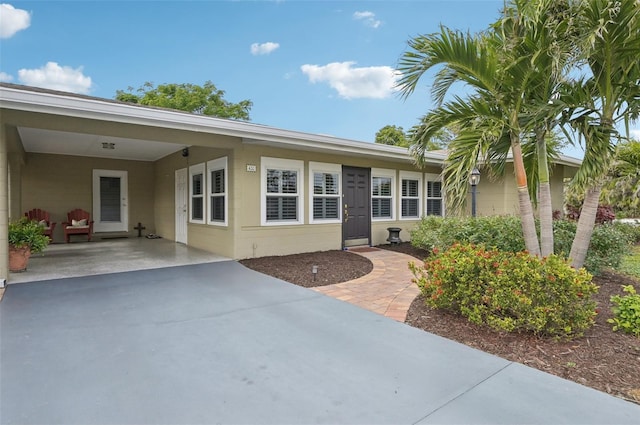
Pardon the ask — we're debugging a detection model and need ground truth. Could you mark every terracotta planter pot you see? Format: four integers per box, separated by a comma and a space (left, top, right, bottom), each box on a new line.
9, 246, 32, 272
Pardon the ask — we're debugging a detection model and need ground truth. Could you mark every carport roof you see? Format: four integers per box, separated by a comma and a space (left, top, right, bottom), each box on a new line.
0, 83, 581, 168
0, 83, 444, 165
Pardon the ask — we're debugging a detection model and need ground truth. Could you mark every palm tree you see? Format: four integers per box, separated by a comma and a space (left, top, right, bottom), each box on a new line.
494, 0, 577, 257
397, 0, 574, 257
564, 0, 640, 269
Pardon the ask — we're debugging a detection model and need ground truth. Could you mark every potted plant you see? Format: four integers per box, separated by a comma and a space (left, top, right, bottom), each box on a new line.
8, 217, 50, 272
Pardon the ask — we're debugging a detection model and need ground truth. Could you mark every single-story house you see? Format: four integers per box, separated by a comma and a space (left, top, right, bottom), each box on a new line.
0, 83, 580, 282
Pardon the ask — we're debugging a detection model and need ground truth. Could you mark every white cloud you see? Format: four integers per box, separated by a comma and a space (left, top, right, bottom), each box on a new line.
251, 42, 280, 55
353, 11, 381, 29
631, 128, 640, 141
0, 71, 13, 82
17, 62, 92, 94
301, 61, 400, 99
0, 3, 31, 38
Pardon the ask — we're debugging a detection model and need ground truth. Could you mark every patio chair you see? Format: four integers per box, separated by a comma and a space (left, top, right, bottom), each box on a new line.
62, 209, 94, 243
24, 208, 57, 241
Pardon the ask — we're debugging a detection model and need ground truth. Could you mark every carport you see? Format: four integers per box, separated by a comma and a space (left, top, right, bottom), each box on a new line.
8, 237, 228, 284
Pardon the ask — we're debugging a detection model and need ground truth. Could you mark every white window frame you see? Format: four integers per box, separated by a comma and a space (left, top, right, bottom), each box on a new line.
425, 173, 445, 217
399, 171, 423, 220
189, 163, 206, 224
206, 157, 228, 227
261, 157, 304, 226
308, 162, 342, 224
371, 168, 395, 221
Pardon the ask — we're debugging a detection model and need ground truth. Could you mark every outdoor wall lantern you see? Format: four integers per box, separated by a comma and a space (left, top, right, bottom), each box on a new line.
469, 168, 481, 218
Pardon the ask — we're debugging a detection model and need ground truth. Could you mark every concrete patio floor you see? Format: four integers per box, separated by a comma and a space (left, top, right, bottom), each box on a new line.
8, 237, 228, 284
1, 261, 639, 424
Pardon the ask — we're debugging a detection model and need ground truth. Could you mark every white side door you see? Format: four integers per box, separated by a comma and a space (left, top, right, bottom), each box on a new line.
175, 168, 188, 244
93, 169, 128, 232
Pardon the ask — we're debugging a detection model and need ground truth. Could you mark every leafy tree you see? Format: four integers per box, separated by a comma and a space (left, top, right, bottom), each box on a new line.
375, 125, 450, 150
567, 140, 640, 217
115, 81, 252, 120
604, 140, 640, 217
375, 125, 410, 147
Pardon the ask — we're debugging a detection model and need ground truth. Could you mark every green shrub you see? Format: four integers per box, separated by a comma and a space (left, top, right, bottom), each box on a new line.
410, 215, 525, 253
612, 221, 640, 244
608, 285, 640, 337
410, 216, 632, 275
586, 224, 632, 274
409, 243, 598, 338
409, 216, 447, 252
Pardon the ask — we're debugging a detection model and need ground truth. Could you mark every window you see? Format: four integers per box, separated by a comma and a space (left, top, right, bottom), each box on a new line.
309, 162, 341, 224
261, 157, 304, 225
207, 157, 227, 226
400, 171, 422, 219
425, 173, 444, 216
371, 168, 395, 220
189, 163, 205, 224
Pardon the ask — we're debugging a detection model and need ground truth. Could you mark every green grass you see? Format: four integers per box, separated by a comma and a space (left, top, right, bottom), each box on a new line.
617, 245, 640, 279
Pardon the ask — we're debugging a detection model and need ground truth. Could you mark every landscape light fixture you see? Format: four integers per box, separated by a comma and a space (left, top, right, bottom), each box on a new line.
469, 168, 480, 218
312, 265, 318, 282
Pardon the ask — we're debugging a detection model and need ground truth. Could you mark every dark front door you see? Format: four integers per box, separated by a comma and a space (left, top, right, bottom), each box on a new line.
342, 166, 371, 247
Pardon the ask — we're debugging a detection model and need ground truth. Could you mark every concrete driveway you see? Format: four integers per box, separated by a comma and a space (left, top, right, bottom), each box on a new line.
1, 262, 638, 424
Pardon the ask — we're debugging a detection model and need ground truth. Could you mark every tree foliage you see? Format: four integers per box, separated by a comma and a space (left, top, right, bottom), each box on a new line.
375, 125, 410, 147
605, 140, 640, 217
567, 140, 640, 217
396, 0, 640, 268
375, 125, 449, 150
396, 0, 577, 256
115, 81, 252, 120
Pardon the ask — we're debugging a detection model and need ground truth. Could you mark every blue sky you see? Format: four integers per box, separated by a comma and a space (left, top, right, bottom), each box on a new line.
2, 1, 637, 159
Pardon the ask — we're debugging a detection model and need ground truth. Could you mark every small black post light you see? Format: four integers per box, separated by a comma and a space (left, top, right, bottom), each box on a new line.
469, 167, 481, 218
312, 265, 318, 282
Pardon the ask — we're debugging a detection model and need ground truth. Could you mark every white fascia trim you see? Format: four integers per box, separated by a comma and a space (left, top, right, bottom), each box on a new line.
308, 162, 342, 225
1, 86, 270, 136
0, 86, 446, 165
0, 85, 450, 166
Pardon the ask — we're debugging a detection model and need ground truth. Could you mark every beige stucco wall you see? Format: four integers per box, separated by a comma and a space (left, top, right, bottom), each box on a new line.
21, 153, 155, 243
466, 163, 571, 217
154, 140, 236, 258
230, 144, 440, 258
152, 140, 439, 259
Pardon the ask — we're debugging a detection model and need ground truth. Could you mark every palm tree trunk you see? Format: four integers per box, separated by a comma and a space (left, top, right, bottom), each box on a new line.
536, 128, 554, 257
512, 142, 541, 257
569, 185, 601, 269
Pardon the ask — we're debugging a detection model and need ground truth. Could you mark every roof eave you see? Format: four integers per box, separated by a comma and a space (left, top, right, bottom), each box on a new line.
0, 84, 449, 166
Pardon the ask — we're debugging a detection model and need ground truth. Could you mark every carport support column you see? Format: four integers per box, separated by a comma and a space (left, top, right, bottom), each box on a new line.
0, 126, 9, 284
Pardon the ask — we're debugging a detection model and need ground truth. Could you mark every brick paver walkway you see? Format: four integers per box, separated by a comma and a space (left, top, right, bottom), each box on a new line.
312, 248, 421, 322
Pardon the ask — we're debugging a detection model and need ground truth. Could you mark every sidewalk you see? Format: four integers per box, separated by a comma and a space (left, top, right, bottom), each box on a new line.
312, 247, 420, 322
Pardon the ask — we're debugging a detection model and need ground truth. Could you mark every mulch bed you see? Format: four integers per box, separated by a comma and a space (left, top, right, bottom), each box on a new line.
239, 250, 372, 288
240, 242, 640, 404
